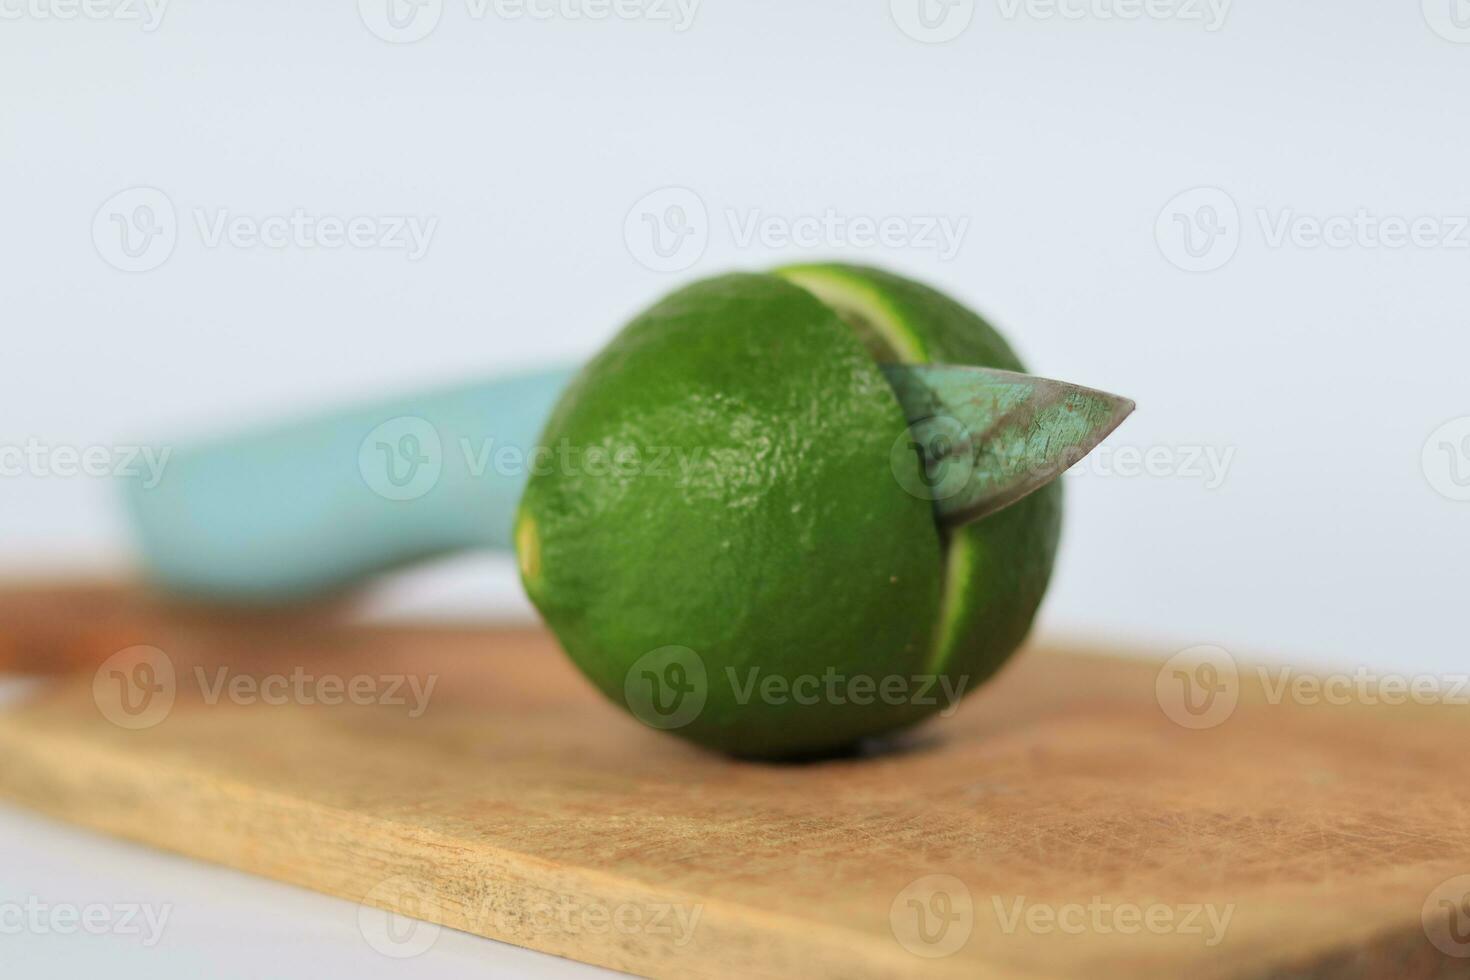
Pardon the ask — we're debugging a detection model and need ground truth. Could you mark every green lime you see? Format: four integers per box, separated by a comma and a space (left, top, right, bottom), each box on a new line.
517, 265, 1060, 758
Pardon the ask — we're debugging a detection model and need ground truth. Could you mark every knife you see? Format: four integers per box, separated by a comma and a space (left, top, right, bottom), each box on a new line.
120, 364, 1131, 601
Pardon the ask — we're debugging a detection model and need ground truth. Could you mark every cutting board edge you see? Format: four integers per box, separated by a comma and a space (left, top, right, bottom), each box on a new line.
0, 715, 993, 980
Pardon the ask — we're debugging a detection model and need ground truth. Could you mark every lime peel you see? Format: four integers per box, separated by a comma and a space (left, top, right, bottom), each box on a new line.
517, 266, 1060, 758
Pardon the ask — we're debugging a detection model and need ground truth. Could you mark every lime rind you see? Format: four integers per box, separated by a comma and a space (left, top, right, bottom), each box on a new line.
773, 263, 1061, 688
519, 266, 1059, 757
775, 265, 928, 364
517, 272, 943, 758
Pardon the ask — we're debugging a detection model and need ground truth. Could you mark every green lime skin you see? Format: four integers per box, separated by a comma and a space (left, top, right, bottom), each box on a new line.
516, 266, 1060, 759
774, 264, 1063, 701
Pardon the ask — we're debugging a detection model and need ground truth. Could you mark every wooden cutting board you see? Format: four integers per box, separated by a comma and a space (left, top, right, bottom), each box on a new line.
1, 585, 1468, 979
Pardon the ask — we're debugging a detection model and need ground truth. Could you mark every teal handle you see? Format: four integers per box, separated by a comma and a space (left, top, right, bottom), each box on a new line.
121, 366, 577, 602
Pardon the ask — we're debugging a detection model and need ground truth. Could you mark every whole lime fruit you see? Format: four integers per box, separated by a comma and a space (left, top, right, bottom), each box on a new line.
516, 265, 1060, 758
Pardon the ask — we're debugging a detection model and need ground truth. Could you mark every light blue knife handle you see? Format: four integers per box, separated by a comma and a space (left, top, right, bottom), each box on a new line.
121, 366, 578, 603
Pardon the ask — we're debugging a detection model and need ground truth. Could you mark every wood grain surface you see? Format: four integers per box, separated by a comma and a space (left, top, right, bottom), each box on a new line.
1, 585, 1468, 978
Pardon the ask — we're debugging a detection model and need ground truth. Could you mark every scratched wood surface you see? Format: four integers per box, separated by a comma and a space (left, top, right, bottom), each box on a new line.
0, 584, 1468, 979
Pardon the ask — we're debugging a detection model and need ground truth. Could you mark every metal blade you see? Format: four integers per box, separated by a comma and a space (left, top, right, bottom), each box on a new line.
881, 364, 1135, 529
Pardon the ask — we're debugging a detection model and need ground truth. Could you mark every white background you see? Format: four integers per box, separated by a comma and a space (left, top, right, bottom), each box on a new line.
1, 2, 1467, 973
3, 1, 1468, 670
0, 801, 614, 977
